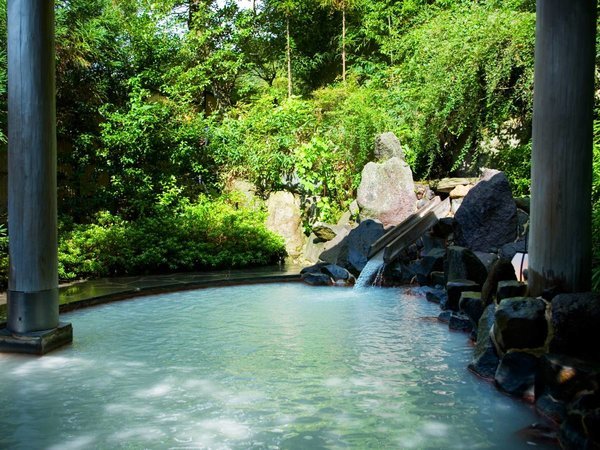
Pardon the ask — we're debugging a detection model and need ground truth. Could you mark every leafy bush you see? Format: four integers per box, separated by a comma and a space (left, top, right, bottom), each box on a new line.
58, 196, 286, 280
209, 91, 316, 192
210, 81, 399, 222
389, 3, 535, 179
97, 79, 214, 219
312, 80, 399, 193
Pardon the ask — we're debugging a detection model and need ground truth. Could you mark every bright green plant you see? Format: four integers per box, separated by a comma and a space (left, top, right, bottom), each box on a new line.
58, 196, 286, 280
389, 2, 535, 179
209, 91, 316, 191
97, 78, 212, 218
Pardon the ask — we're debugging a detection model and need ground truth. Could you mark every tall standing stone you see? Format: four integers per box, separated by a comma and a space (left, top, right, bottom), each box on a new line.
357, 157, 417, 227
265, 191, 305, 263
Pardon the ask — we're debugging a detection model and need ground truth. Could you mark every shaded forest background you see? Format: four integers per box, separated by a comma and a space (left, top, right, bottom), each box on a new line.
0, 0, 597, 288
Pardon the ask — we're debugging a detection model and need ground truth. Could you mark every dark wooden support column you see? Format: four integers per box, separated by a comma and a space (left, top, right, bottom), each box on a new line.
529, 0, 597, 296
0, 0, 72, 354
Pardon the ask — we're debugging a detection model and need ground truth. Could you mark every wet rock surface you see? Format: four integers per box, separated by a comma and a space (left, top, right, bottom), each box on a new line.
320, 219, 385, 275
481, 258, 518, 305
445, 246, 488, 285
446, 280, 481, 311
300, 263, 354, 286
300, 272, 332, 286
495, 350, 539, 398
321, 264, 352, 281
469, 305, 499, 379
449, 312, 473, 333
459, 291, 485, 330
551, 293, 600, 361
494, 297, 548, 352
496, 280, 528, 303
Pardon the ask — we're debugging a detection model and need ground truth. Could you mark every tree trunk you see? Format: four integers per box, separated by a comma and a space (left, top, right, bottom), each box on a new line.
388, 14, 394, 64
528, 0, 597, 295
342, 8, 346, 82
287, 16, 292, 98
188, 0, 200, 30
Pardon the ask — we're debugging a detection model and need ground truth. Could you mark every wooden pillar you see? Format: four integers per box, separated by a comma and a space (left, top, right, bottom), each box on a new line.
529, 0, 597, 296
6, 0, 59, 333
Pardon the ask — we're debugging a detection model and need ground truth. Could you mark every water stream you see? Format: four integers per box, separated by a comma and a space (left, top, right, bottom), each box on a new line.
354, 251, 386, 288
0, 283, 551, 449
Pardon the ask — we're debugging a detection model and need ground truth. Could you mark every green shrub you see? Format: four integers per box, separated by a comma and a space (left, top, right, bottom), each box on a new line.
209, 91, 316, 192
96, 78, 214, 219
210, 81, 399, 222
389, 3, 535, 179
58, 196, 286, 281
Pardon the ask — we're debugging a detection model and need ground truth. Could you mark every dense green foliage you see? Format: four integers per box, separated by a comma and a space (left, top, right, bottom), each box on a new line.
210, 82, 397, 221
59, 195, 285, 280
0, 0, 597, 287
390, 3, 535, 182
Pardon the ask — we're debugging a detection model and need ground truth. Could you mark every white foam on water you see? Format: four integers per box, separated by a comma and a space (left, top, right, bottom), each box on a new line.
47, 434, 96, 450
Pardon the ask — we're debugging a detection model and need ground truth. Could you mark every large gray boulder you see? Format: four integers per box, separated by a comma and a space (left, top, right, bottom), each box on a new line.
374, 132, 405, 161
454, 170, 517, 252
320, 219, 385, 275
357, 157, 417, 227
265, 191, 306, 263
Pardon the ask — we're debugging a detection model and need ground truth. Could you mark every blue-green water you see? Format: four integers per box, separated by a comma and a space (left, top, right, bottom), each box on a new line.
0, 284, 550, 449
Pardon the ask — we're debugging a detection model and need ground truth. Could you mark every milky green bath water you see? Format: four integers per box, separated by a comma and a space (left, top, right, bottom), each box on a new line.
0, 283, 550, 449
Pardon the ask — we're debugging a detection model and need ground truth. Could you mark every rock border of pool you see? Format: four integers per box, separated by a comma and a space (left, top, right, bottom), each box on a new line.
0, 265, 303, 329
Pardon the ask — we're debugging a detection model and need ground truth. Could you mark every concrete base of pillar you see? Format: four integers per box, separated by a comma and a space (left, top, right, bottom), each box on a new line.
7, 289, 59, 333
0, 322, 73, 355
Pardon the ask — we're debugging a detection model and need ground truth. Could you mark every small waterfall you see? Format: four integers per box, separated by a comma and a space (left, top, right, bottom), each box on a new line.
355, 251, 386, 288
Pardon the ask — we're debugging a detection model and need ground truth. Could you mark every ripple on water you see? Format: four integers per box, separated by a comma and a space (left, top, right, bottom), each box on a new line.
0, 283, 553, 449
